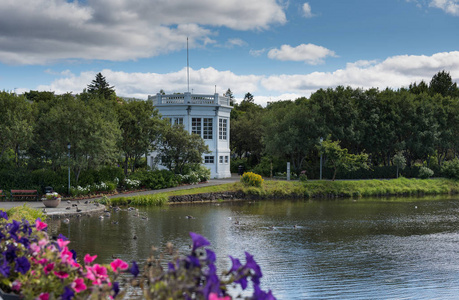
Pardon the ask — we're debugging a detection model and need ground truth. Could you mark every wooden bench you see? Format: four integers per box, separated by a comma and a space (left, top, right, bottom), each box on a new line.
0, 190, 6, 201
10, 190, 38, 201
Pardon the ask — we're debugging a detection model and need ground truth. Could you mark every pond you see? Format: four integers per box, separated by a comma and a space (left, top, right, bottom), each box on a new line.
49, 195, 459, 299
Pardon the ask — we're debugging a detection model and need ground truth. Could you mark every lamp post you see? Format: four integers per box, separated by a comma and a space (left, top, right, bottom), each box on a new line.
67, 143, 71, 195
319, 137, 323, 180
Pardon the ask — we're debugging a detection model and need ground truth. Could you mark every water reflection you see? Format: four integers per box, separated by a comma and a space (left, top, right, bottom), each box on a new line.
49, 196, 459, 299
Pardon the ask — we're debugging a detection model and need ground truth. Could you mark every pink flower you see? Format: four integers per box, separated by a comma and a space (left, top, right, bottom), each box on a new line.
44, 262, 55, 274
85, 266, 96, 281
12, 280, 21, 292
38, 293, 50, 300
84, 254, 97, 265
60, 247, 74, 264
72, 278, 87, 293
93, 264, 108, 278
35, 220, 48, 231
57, 238, 70, 249
110, 258, 129, 273
38, 239, 48, 247
30, 243, 41, 255
208, 293, 231, 300
54, 270, 69, 279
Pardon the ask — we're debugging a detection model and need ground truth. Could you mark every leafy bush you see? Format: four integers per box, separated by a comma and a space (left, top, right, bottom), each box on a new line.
128, 169, 179, 190
418, 166, 434, 179
441, 158, 459, 179
240, 172, 264, 187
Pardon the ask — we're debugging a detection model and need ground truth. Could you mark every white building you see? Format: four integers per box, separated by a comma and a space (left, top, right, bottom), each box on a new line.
147, 92, 233, 179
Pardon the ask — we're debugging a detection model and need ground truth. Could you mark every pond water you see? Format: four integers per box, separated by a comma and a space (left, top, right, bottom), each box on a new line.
49, 195, 459, 299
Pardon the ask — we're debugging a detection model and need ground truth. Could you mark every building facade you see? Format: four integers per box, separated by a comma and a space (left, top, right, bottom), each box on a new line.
147, 92, 233, 179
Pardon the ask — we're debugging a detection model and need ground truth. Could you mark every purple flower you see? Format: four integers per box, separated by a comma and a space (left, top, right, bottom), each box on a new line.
0, 258, 10, 277
130, 261, 139, 277
70, 249, 77, 260
8, 220, 20, 240
58, 233, 68, 241
253, 285, 276, 300
0, 210, 8, 220
185, 255, 201, 268
189, 232, 210, 252
18, 236, 30, 248
167, 262, 175, 272
14, 256, 30, 274
229, 256, 242, 273
244, 251, 262, 283
21, 219, 31, 235
61, 286, 75, 300
5, 244, 18, 263
206, 249, 216, 264
113, 282, 120, 297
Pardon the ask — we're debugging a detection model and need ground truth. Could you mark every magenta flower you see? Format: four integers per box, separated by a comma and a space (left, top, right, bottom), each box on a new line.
44, 262, 55, 274
72, 278, 87, 293
38, 292, 50, 300
54, 270, 70, 279
84, 254, 97, 265
57, 238, 70, 249
189, 232, 210, 252
110, 258, 129, 273
209, 293, 231, 300
35, 219, 48, 231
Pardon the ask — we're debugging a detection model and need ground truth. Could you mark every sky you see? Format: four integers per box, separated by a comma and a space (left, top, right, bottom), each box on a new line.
1, 0, 459, 106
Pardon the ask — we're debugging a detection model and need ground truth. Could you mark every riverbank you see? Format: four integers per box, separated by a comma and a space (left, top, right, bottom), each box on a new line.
101, 177, 459, 206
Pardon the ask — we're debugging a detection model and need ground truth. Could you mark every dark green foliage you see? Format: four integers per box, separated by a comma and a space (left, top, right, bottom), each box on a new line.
128, 169, 179, 190
87, 72, 115, 99
441, 158, 459, 179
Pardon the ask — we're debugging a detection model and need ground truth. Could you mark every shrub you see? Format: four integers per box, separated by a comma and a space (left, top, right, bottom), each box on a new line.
240, 172, 264, 187
418, 166, 434, 179
128, 169, 179, 190
441, 158, 459, 179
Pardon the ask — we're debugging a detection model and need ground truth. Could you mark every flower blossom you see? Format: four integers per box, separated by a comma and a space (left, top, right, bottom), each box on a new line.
84, 254, 97, 265
72, 278, 87, 293
35, 219, 47, 231
110, 258, 129, 273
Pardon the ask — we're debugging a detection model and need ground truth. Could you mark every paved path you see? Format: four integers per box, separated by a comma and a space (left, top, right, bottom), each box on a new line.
0, 175, 240, 218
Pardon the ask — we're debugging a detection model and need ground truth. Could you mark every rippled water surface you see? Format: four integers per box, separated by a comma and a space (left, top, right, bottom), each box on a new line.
50, 196, 459, 299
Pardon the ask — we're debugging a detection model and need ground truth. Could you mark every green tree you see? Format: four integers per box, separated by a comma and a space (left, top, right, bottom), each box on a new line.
0, 92, 35, 167
263, 100, 322, 173
429, 70, 458, 97
224, 88, 235, 106
319, 139, 369, 181
117, 99, 165, 176
34, 94, 120, 183
393, 151, 406, 178
87, 72, 115, 99
156, 125, 209, 174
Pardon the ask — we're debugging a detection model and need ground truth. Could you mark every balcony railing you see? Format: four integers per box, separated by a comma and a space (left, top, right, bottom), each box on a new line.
148, 92, 230, 106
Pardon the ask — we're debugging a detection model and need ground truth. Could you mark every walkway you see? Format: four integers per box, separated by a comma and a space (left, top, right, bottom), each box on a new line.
0, 175, 240, 218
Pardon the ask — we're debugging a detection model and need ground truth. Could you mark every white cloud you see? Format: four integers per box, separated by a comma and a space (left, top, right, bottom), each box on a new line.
429, 0, 459, 15
0, 0, 286, 65
302, 3, 314, 18
224, 38, 248, 48
37, 67, 262, 100
261, 51, 459, 94
37, 51, 459, 105
250, 49, 267, 57
267, 44, 337, 64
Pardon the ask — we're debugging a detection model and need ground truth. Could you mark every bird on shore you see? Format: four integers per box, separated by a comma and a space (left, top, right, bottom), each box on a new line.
72, 204, 78, 207
42, 208, 47, 214
63, 218, 70, 224
99, 215, 104, 220
186, 215, 195, 219
133, 235, 137, 240
66, 206, 71, 210
67, 200, 71, 204
105, 212, 111, 218
76, 208, 82, 213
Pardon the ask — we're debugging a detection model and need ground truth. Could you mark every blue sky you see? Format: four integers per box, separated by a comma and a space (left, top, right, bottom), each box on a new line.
1, 0, 459, 105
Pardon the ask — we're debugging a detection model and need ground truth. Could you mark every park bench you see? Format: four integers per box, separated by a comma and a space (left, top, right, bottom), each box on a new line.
0, 190, 6, 201
10, 189, 38, 201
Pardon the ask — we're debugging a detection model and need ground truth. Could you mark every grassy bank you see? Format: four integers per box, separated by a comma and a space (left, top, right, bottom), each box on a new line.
97, 178, 459, 207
